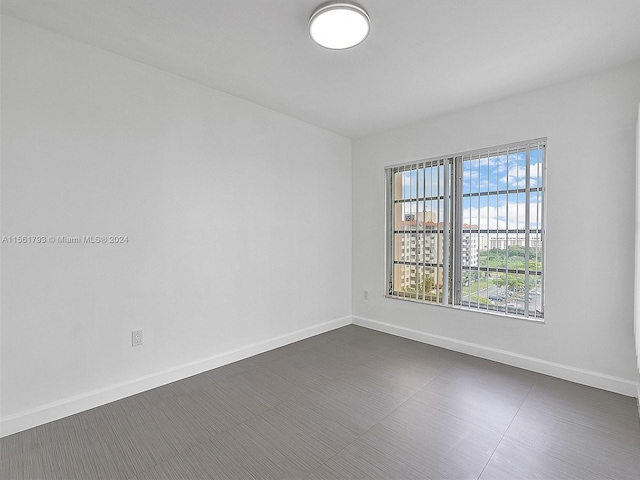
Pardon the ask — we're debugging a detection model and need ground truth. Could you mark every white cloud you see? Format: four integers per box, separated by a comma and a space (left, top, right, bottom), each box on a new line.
462, 200, 542, 230
504, 161, 542, 189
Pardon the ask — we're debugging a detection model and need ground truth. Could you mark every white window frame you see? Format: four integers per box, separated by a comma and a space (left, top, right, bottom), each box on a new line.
385, 138, 546, 321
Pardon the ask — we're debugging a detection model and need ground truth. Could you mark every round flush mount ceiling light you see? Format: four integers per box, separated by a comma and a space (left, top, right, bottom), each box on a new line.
309, 2, 370, 50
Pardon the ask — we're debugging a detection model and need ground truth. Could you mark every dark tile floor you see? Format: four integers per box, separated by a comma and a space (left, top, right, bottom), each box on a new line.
2, 325, 639, 479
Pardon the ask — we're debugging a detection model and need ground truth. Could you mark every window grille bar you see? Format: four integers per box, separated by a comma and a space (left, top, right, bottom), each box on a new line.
505, 146, 510, 306
476, 151, 481, 309
459, 267, 542, 275
386, 169, 393, 296
524, 145, 531, 317
394, 229, 447, 234
495, 151, 500, 304
460, 229, 543, 234
443, 160, 450, 304
435, 161, 441, 304
461, 186, 542, 198
393, 260, 442, 271
394, 196, 445, 204
420, 163, 427, 302
542, 142, 546, 317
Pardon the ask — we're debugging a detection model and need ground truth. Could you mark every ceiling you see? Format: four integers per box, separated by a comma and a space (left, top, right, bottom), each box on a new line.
3, 0, 640, 139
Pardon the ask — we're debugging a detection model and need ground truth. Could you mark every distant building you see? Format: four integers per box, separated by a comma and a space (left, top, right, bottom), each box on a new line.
395, 212, 478, 293
479, 234, 542, 252
461, 227, 479, 267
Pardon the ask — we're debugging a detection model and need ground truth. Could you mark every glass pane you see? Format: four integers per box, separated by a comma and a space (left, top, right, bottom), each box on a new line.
392, 263, 412, 296
499, 273, 542, 315
530, 191, 542, 230
460, 271, 543, 315
461, 227, 479, 268
391, 264, 444, 302
506, 151, 527, 190
458, 142, 545, 317
393, 233, 442, 266
478, 238, 508, 267
530, 148, 544, 187
461, 267, 492, 308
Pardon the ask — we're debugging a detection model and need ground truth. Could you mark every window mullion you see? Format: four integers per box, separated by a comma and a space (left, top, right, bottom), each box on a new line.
387, 169, 394, 296
415, 166, 420, 299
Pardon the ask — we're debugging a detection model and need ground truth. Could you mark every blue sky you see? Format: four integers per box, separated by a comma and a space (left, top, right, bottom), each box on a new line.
399, 149, 543, 230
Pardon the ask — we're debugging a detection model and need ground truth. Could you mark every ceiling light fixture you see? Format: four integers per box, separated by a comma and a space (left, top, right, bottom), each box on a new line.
309, 2, 370, 50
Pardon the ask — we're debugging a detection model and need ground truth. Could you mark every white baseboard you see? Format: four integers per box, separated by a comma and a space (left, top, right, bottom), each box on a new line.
353, 316, 639, 398
0, 315, 352, 437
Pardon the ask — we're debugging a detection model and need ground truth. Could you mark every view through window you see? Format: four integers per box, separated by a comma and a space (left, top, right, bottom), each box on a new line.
386, 139, 545, 320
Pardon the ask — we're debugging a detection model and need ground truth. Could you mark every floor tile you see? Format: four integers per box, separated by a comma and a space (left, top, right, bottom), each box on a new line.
504, 402, 640, 479
362, 398, 503, 479
524, 375, 640, 432
269, 396, 361, 447
306, 440, 432, 480
136, 453, 211, 480
181, 431, 295, 480
0, 413, 85, 459
84, 416, 179, 476
411, 374, 527, 435
479, 437, 616, 480
252, 354, 339, 391
303, 375, 409, 432
220, 408, 341, 477
222, 365, 308, 404
1, 426, 136, 480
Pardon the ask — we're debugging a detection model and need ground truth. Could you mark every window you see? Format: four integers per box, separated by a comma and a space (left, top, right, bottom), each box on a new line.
386, 139, 545, 320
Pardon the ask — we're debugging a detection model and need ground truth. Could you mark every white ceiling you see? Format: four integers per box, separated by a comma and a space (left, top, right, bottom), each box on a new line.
3, 0, 640, 139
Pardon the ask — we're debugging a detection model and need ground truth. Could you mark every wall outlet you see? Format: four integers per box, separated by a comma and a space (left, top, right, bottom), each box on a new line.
132, 329, 143, 347
364, 290, 369, 300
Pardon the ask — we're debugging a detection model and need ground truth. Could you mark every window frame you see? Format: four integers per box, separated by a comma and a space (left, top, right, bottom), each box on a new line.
385, 138, 546, 321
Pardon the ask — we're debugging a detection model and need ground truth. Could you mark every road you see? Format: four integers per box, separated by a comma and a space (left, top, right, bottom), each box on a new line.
471, 284, 542, 313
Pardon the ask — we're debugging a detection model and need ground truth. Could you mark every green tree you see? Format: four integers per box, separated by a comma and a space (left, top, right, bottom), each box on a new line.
482, 246, 542, 272
418, 274, 433, 294
494, 274, 524, 291
404, 273, 434, 297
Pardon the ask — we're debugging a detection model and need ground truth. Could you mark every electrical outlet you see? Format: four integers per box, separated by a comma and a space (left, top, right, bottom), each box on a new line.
364, 290, 369, 300
132, 329, 143, 347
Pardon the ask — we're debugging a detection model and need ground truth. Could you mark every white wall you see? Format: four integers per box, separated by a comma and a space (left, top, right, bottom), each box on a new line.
1, 17, 352, 434
353, 60, 640, 393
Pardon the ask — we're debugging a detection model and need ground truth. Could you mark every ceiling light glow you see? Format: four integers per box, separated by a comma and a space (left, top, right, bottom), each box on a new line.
309, 3, 370, 50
